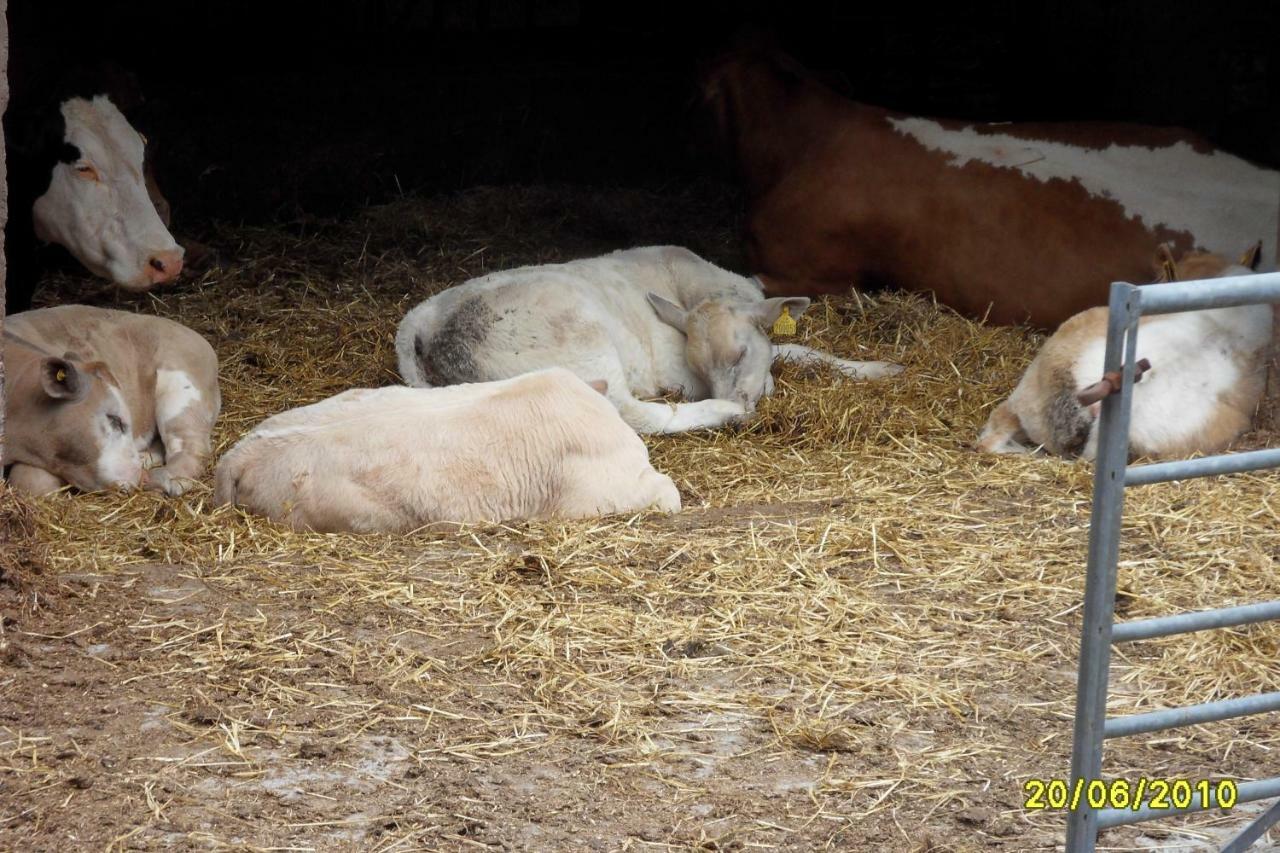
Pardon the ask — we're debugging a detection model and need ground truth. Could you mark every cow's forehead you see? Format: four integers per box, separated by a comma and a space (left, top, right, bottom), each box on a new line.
59, 95, 144, 166
697, 304, 755, 354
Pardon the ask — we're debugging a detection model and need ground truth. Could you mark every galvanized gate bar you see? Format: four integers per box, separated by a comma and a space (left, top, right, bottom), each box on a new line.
1135, 271, 1280, 314
1126, 448, 1280, 486
1104, 691, 1280, 739
1065, 282, 1143, 851
1096, 776, 1280, 830
1113, 600, 1280, 643
1223, 799, 1280, 853
1065, 272, 1280, 853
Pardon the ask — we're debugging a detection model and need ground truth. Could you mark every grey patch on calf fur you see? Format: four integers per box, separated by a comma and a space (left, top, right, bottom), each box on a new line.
413, 299, 496, 386
1043, 367, 1094, 458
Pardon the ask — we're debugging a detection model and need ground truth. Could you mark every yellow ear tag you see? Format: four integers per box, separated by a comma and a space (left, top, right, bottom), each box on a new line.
771, 305, 797, 337
56, 368, 67, 383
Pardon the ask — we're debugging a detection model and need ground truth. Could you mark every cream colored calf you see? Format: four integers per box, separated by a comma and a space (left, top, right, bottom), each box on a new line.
214, 368, 681, 532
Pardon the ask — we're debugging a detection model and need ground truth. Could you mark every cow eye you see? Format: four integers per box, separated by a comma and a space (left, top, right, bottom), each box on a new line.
75, 164, 100, 181
107, 414, 127, 434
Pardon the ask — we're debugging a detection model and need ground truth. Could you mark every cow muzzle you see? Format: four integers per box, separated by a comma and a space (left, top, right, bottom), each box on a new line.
144, 248, 185, 284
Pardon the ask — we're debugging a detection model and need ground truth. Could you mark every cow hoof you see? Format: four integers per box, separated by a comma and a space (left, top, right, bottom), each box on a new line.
705, 399, 750, 426
848, 360, 904, 379
142, 468, 192, 497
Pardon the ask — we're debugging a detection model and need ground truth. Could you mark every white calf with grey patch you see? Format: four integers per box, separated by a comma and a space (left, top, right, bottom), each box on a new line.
3, 306, 220, 496
214, 368, 681, 532
396, 246, 901, 434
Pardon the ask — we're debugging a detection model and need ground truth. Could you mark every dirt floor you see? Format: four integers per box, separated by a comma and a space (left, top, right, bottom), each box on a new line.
3, 185, 1280, 852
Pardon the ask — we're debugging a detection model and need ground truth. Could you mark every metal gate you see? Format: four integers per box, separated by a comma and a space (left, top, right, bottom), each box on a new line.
1065, 271, 1280, 852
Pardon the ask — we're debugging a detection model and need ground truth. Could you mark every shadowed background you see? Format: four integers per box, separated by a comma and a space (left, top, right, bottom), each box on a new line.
9, 0, 1278, 232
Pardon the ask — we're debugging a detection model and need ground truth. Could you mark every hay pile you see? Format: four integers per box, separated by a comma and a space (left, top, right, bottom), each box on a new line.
8, 184, 1280, 850
0, 485, 46, 606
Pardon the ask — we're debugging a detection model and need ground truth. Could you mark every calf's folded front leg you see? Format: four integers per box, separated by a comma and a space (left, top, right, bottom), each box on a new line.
144, 402, 217, 497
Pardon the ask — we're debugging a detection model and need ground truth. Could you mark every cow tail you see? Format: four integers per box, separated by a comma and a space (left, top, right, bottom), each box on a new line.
213, 461, 238, 506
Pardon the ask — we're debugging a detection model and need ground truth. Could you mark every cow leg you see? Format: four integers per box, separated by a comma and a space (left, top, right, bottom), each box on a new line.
772, 343, 902, 380
7, 464, 69, 496
144, 399, 216, 497
974, 401, 1034, 454
568, 353, 746, 435
614, 394, 747, 434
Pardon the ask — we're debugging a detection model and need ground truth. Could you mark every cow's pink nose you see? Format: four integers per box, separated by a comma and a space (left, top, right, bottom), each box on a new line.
146, 250, 184, 283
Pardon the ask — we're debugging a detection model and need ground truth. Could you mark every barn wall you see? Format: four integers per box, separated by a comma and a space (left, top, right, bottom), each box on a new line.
0, 0, 8, 458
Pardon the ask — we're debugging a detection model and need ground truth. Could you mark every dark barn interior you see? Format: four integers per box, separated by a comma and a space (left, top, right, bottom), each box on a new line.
5, 2, 1280, 851
11, 0, 1280, 232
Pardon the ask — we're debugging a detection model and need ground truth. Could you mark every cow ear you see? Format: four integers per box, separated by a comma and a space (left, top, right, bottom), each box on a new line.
41, 358, 87, 401
646, 293, 688, 332
586, 379, 609, 395
1240, 241, 1262, 271
753, 296, 811, 329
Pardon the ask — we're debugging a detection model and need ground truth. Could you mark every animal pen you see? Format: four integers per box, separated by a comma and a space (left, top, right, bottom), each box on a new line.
2, 186, 1279, 851
4, 7, 1280, 848
1067, 272, 1280, 852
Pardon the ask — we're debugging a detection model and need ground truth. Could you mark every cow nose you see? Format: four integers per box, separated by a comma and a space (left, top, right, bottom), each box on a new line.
145, 250, 184, 283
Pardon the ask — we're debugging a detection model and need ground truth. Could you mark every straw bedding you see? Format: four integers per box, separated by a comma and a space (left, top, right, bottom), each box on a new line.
2, 184, 1278, 851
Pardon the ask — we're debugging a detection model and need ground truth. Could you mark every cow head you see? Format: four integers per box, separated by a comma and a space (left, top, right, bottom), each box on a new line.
32, 95, 183, 290
5, 351, 144, 492
697, 44, 832, 183
1152, 242, 1261, 282
647, 293, 811, 412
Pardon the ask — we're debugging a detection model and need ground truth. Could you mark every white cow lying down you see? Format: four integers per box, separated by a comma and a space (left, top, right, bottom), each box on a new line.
395, 246, 902, 434
976, 247, 1272, 460
214, 368, 681, 533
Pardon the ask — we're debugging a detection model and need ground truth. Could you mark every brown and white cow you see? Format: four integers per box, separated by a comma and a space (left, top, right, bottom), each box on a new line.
701, 49, 1280, 329
214, 368, 681, 532
2, 306, 220, 496
975, 246, 1271, 460
5, 73, 184, 313
396, 246, 900, 435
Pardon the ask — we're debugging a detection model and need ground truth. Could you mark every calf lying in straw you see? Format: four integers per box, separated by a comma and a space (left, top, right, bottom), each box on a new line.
976, 245, 1271, 460
396, 246, 901, 434
214, 368, 680, 532
4, 305, 220, 496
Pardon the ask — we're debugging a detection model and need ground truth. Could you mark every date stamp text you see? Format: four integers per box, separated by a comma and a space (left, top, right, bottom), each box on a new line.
1024, 778, 1238, 812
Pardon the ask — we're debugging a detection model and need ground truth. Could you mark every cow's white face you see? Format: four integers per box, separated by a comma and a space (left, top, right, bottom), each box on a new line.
32, 96, 183, 290
648, 294, 810, 412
